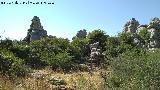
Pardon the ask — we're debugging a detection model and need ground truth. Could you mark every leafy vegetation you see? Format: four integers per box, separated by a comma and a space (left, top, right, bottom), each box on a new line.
0, 28, 160, 89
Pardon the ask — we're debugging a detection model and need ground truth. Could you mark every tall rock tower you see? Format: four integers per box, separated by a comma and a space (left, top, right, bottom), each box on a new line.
148, 17, 160, 48
24, 16, 47, 42
123, 18, 140, 33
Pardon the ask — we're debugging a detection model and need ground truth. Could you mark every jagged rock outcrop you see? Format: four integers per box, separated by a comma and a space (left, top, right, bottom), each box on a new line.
24, 16, 47, 42
148, 18, 160, 48
123, 18, 140, 33
72, 29, 87, 40
89, 42, 103, 71
123, 17, 160, 49
148, 17, 160, 30
123, 18, 144, 47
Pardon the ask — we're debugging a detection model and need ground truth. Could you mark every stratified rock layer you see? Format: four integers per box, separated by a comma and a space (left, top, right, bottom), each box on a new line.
89, 42, 103, 69
24, 16, 47, 42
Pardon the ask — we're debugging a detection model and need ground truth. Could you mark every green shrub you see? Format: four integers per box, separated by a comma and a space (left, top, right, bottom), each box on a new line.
50, 51, 73, 71
105, 49, 160, 89
139, 28, 151, 44
0, 38, 13, 50
0, 48, 28, 77
23, 37, 74, 70
87, 29, 109, 51
70, 38, 90, 64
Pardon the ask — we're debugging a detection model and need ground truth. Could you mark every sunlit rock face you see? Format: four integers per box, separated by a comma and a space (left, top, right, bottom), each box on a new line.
89, 42, 103, 67
123, 18, 140, 33
123, 17, 160, 49
148, 17, 160, 30
123, 18, 142, 47
24, 16, 47, 42
148, 17, 160, 48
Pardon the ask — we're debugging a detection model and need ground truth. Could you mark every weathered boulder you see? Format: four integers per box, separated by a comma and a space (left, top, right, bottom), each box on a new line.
148, 28, 160, 48
89, 42, 103, 67
123, 18, 140, 33
24, 16, 47, 42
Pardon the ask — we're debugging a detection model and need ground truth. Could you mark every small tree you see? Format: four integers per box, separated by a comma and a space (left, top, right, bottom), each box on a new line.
87, 29, 109, 51
139, 28, 151, 47
70, 38, 90, 64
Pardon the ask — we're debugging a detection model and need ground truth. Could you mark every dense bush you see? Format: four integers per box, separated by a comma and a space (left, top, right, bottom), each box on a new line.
10, 40, 30, 62
26, 37, 74, 70
49, 51, 73, 70
0, 38, 13, 49
70, 38, 90, 64
0, 37, 75, 72
104, 32, 137, 64
139, 28, 151, 47
0, 48, 28, 77
1, 28, 160, 90
105, 49, 160, 89
104, 37, 120, 58
87, 29, 109, 51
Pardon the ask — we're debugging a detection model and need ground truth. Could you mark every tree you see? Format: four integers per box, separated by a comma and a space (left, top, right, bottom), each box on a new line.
138, 28, 151, 46
87, 29, 109, 51
105, 37, 120, 58
70, 38, 90, 64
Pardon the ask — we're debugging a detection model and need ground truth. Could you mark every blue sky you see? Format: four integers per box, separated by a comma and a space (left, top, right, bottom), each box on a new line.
0, 0, 160, 40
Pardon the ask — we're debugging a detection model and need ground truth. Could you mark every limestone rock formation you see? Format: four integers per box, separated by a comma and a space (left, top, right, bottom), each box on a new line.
89, 42, 103, 70
24, 16, 47, 42
123, 17, 160, 49
148, 17, 160, 30
123, 18, 140, 33
146, 17, 160, 48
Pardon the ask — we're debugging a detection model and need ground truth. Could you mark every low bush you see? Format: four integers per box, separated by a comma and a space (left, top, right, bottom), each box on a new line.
105, 49, 160, 89
0, 48, 29, 77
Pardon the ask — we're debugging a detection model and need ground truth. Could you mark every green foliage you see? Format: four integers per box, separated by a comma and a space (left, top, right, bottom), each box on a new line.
0, 38, 13, 49
104, 33, 135, 60
11, 40, 30, 61
139, 28, 151, 45
70, 38, 89, 63
50, 78, 67, 86
105, 37, 120, 58
49, 52, 73, 70
87, 29, 109, 51
106, 49, 160, 89
139, 28, 150, 41
118, 32, 133, 44
0, 48, 28, 77
26, 37, 73, 70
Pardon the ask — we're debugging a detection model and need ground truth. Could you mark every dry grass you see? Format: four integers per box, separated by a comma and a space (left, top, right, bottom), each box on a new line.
0, 69, 107, 90
0, 75, 16, 90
